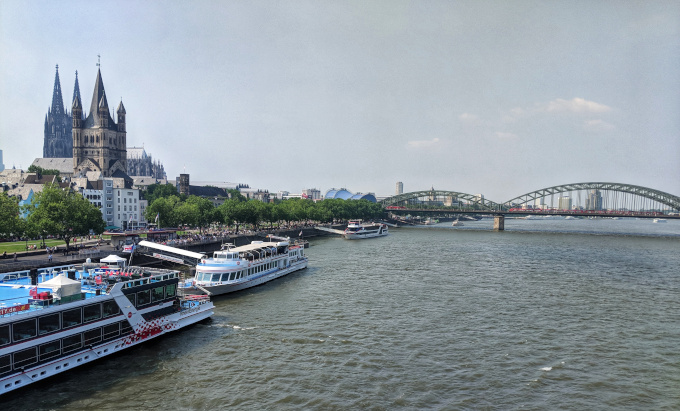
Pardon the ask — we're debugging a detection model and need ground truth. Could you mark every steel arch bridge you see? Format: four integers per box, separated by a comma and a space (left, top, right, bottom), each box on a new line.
502, 182, 680, 212
380, 183, 680, 213
380, 189, 504, 211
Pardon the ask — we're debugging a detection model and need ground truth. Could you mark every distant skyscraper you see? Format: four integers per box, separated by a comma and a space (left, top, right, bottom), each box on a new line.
396, 181, 403, 195
586, 190, 603, 210
558, 196, 572, 210
44, 65, 77, 158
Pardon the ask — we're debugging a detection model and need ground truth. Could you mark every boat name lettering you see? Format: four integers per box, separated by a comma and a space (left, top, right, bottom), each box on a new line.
0, 303, 30, 316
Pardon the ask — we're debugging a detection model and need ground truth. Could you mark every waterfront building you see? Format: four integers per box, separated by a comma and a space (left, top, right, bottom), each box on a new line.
44, 65, 78, 159
72, 68, 127, 178
558, 195, 572, 210
325, 188, 377, 202
586, 190, 603, 210
396, 181, 403, 195
302, 188, 321, 200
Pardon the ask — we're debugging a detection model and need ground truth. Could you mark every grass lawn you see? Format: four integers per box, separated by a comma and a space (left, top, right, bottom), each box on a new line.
0, 239, 68, 254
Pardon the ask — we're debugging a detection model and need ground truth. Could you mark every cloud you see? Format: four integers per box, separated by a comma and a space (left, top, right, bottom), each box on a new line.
545, 98, 612, 114
406, 137, 441, 149
583, 119, 615, 132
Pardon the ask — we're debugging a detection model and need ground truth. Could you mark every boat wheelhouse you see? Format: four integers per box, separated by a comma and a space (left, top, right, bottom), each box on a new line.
181, 237, 308, 296
343, 221, 389, 240
0, 265, 213, 395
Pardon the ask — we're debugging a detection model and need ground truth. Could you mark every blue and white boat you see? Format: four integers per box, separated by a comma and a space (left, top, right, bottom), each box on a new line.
180, 237, 308, 296
0, 264, 213, 395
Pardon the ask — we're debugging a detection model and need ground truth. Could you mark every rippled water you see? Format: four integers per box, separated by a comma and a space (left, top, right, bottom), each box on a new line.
3, 219, 680, 410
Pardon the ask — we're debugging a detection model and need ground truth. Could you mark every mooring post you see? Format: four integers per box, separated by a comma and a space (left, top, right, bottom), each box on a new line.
493, 215, 505, 231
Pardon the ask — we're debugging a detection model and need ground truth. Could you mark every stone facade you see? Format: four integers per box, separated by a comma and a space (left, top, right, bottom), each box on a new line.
127, 147, 166, 180
72, 68, 127, 178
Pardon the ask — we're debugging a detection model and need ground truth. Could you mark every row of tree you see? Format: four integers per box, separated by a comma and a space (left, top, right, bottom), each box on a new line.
0, 184, 105, 249
145, 189, 385, 232
0, 183, 386, 244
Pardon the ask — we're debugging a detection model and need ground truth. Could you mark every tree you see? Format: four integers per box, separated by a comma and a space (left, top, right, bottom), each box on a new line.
145, 196, 181, 228
24, 184, 105, 249
185, 195, 218, 232
0, 193, 23, 239
143, 183, 179, 203
27, 165, 61, 182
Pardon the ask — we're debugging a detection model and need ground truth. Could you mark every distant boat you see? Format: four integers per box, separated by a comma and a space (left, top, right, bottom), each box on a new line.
423, 218, 439, 225
451, 219, 464, 226
653, 218, 667, 223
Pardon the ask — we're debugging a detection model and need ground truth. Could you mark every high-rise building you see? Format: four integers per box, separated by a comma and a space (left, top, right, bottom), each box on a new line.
586, 190, 603, 210
396, 181, 403, 195
44, 65, 78, 158
72, 68, 128, 177
558, 196, 572, 210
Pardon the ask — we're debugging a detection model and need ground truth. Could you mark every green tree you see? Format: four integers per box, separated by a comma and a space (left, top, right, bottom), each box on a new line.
0, 193, 24, 238
27, 165, 61, 182
143, 183, 180, 203
24, 184, 105, 249
145, 196, 181, 228
185, 195, 218, 232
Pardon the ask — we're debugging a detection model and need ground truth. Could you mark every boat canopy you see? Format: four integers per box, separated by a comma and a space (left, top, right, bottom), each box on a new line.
38, 274, 82, 298
137, 240, 207, 259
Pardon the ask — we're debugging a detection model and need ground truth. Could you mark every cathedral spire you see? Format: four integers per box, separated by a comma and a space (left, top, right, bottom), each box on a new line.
50, 64, 65, 116
72, 70, 84, 119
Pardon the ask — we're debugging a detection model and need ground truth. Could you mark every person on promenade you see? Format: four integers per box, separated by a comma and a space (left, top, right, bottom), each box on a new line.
13, 252, 17, 262
48, 254, 53, 263
2, 251, 6, 259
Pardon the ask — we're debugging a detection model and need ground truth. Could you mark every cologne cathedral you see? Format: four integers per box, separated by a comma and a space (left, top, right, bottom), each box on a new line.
43, 65, 80, 158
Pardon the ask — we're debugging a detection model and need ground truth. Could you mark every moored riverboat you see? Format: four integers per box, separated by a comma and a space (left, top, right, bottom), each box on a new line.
180, 237, 308, 296
0, 265, 213, 395
343, 221, 389, 240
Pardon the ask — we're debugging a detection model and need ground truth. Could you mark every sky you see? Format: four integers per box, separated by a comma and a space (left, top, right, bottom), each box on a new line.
1, 0, 679, 202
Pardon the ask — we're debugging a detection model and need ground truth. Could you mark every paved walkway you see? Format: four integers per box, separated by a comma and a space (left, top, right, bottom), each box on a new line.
0, 241, 118, 274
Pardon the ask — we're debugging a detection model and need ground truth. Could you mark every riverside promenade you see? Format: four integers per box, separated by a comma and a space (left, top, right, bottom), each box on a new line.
0, 226, 331, 275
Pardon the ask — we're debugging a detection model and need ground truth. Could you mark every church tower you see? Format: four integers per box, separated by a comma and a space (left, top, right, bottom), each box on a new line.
72, 67, 127, 177
43, 65, 73, 158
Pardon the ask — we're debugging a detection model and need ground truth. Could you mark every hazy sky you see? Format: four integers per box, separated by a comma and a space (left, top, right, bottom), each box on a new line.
1, 1, 679, 201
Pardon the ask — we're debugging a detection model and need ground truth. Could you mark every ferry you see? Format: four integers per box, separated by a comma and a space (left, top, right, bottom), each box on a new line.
343, 221, 389, 240
181, 237, 308, 296
653, 218, 667, 223
0, 263, 213, 395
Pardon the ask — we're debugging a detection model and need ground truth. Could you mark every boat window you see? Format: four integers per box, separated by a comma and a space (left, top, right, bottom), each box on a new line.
137, 290, 151, 306
13, 347, 37, 369
120, 320, 133, 335
62, 334, 82, 354
151, 286, 164, 302
83, 304, 102, 323
102, 300, 121, 317
220, 273, 229, 282
38, 313, 60, 335
229, 272, 236, 281
0, 355, 10, 374
103, 323, 120, 340
0, 325, 10, 346
212, 273, 221, 282
126, 293, 136, 307
166, 283, 176, 297
62, 308, 82, 328
39, 340, 61, 361
84, 328, 102, 346
12, 319, 37, 342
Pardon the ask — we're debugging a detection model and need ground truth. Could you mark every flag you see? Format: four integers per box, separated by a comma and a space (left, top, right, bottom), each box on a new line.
155, 213, 159, 223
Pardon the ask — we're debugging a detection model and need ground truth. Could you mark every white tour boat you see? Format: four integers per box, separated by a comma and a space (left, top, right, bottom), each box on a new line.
451, 219, 464, 226
0, 265, 213, 395
653, 218, 667, 223
343, 221, 389, 240
181, 237, 308, 296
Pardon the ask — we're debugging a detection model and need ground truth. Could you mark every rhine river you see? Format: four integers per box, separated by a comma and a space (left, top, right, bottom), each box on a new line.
3, 218, 679, 410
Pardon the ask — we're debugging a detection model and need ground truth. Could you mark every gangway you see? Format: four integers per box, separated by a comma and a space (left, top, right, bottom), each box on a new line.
314, 226, 346, 235
136, 240, 207, 266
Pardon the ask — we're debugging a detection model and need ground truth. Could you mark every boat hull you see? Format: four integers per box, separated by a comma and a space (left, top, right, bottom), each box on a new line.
343, 231, 389, 240
182, 260, 308, 296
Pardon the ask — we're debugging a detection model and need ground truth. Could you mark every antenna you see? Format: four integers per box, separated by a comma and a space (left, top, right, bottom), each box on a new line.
97, 54, 101, 69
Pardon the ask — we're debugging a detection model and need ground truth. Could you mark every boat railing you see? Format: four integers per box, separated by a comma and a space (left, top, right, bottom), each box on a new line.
121, 270, 179, 289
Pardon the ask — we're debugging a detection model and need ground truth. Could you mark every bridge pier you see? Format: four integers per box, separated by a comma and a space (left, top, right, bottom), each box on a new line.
493, 215, 505, 231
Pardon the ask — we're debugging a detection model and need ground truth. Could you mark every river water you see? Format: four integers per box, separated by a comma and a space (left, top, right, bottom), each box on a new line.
3, 218, 679, 410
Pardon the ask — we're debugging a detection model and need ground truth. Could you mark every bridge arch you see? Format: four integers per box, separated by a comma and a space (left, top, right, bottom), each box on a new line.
502, 182, 680, 212
381, 189, 504, 211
